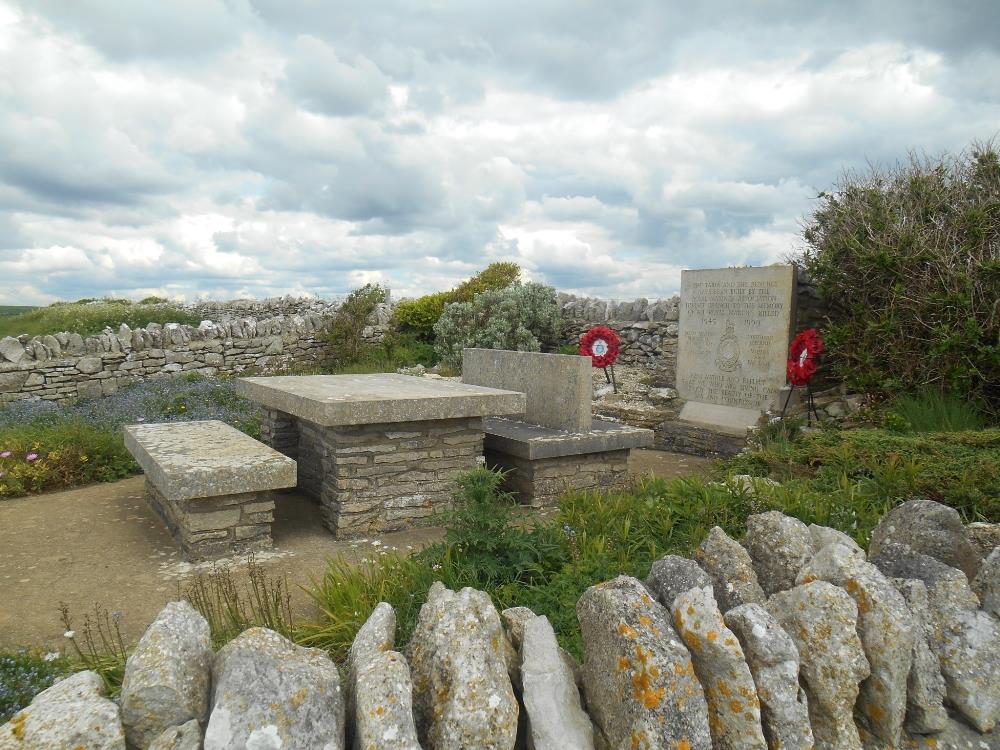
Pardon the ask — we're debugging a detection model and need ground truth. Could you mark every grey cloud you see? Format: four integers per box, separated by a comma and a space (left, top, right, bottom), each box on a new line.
283, 36, 391, 116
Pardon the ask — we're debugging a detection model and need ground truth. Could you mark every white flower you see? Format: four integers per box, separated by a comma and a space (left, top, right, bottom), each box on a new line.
63, 630, 75, 639
42, 651, 60, 662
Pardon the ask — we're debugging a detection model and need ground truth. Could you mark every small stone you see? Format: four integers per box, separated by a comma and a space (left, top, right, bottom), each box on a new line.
119, 601, 212, 750
76, 355, 104, 374
500, 606, 537, 652
745, 511, 813, 595
521, 615, 594, 750
148, 719, 202, 750
890, 578, 948, 734
0, 336, 25, 363
576, 575, 711, 750
205, 627, 344, 750
808, 523, 865, 557
644, 554, 712, 609
405, 582, 518, 750
797, 543, 913, 745
972, 546, 1000, 617
0, 670, 125, 749
671, 586, 767, 749
694, 526, 766, 613
352, 651, 421, 750
869, 497, 983, 579
725, 604, 814, 750
767, 581, 870, 750
966, 521, 1000, 561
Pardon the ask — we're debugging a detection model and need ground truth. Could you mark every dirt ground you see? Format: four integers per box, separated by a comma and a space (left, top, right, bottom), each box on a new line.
0, 448, 713, 650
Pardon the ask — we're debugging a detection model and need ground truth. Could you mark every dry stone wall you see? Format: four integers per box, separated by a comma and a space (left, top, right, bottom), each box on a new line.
4, 499, 997, 749
0, 299, 392, 406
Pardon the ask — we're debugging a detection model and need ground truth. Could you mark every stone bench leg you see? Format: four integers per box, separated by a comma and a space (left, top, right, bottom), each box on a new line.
261, 409, 299, 459
295, 417, 485, 538
485, 449, 632, 508
145, 479, 276, 560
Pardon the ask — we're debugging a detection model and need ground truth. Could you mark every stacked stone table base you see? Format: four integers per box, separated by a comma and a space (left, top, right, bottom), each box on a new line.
145, 480, 275, 560
268, 413, 485, 537
487, 449, 630, 507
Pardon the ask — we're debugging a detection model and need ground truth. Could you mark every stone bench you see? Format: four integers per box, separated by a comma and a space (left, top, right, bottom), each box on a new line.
124, 420, 297, 560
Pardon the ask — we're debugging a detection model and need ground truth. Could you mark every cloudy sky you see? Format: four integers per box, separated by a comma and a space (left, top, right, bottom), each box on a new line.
1, 1, 998, 304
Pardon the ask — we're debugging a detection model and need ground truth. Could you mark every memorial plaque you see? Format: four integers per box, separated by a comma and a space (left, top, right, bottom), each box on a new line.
676, 265, 796, 431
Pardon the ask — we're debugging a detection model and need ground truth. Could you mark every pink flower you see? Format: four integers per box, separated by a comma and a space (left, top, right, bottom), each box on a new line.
25, 453, 38, 461
0, 450, 10, 458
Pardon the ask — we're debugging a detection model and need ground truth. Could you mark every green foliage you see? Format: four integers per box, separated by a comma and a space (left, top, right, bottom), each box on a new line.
392, 263, 522, 340
799, 141, 1000, 414
58, 603, 129, 697
889, 390, 989, 432
0, 650, 69, 723
325, 284, 388, 365
326, 331, 438, 375
0, 420, 136, 498
555, 343, 581, 355
0, 298, 200, 338
433, 282, 562, 370
0, 306, 38, 319
182, 553, 295, 647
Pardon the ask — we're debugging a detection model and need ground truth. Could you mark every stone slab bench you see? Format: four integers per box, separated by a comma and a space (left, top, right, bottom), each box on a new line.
482, 417, 653, 507
124, 420, 297, 560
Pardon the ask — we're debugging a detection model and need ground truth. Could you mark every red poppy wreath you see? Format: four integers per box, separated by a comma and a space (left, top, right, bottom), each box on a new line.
787, 328, 823, 386
579, 326, 621, 369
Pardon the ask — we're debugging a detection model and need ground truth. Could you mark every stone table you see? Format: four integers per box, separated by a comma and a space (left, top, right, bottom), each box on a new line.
234, 374, 525, 537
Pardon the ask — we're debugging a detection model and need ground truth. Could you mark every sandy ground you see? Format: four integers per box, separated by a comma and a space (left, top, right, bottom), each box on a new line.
0, 448, 712, 650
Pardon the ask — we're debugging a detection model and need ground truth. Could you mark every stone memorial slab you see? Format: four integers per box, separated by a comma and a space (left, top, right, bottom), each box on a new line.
462, 348, 592, 431
676, 265, 796, 434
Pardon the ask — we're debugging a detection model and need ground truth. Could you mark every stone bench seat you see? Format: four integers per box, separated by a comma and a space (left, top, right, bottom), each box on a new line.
124, 420, 297, 560
483, 416, 653, 507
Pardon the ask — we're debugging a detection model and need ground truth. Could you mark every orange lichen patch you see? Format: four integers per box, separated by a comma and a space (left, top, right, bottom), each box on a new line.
845, 579, 872, 613
619, 622, 639, 640
717, 680, 732, 697
641, 593, 653, 605
630, 644, 666, 710
10, 712, 27, 740
729, 699, 744, 713
724, 637, 738, 648
681, 628, 701, 653
676, 739, 692, 750
800, 573, 817, 584
639, 615, 653, 627
290, 687, 309, 708
619, 656, 632, 672
686, 605, 695, 615
706, 630, 718, 642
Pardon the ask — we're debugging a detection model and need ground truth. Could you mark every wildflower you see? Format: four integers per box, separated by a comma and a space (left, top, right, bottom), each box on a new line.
432, 563, 442, 572
26, 453, 38, 461
0, 450, 10, 458
42, 652, 60, 662
63, 630, 75, 639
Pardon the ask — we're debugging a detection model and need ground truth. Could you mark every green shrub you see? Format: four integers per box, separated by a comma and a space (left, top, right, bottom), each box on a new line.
0, 420, 136, 499
433, 282, 562, 370
392, 262, 522, 340
0, 299, 200, 338
0, 651, 68, 723
799, 141, 1000, 414
325, 284, 388, 365
889, 390, 988, 432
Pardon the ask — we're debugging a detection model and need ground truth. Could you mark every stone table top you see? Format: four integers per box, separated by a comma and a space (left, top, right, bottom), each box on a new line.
483, 417, 653, 459
124, 420, 297, 501
234, 373, 527, 427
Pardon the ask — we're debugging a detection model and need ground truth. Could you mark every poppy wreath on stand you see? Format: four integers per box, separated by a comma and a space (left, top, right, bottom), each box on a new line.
787, 328, 824, 386
579, 326, 621, 369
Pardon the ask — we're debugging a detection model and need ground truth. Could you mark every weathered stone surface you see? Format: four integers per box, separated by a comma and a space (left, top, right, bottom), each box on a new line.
871, 542, 980, 624
500, 606, 537, 651
724, 603, 814, 750
406, 582, 518, 750
745, 511, 813, 596
120, 601, 212, 749
936, 607, 1000, 733
890, 578, 948, 735
576, 575, 712, 750
869, 498, 983, 580
147, 719, 202, 750
797, 543, 913, 745
521, 615, 594, 750
0, 670, 125, 749
671, 586, 767, 750
482, 417, 652, 460
353, 651, 421, 750
205, 627, 344, 750
0, 371, 28, 393
125, 420, 296, 502
76, 355, 103, 374
808, 523, 865, 557
695, 526, 766, 613
972, 546, 1000, 617
462, 348, 593, 431
645, 553, 713, 609
966, 521, 1000, 561
235, 373, 525, 427
767, 581, 870, 750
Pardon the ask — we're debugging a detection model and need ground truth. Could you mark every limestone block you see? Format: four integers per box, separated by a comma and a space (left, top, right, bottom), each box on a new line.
972, 546, 1000, 617
0, 336, 26, 363
576, 575, 712, 750
645, 553, 713, 609
808, 523, 865, 557
695, 526, 766, 613
120, 601, 212, 749
147, 720, 202, 750
724, 603, 814, 750
745, 511, 813, 595
205, 627, 344, 750
0, 371, 29, 392
405, 582, 518, 750
890, 578, 948, 734
76, 355, 104, 374
77, 380, 104, 399
767, 581, 870, 750
0, 670, 125, 749
671, 586, 767, 750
